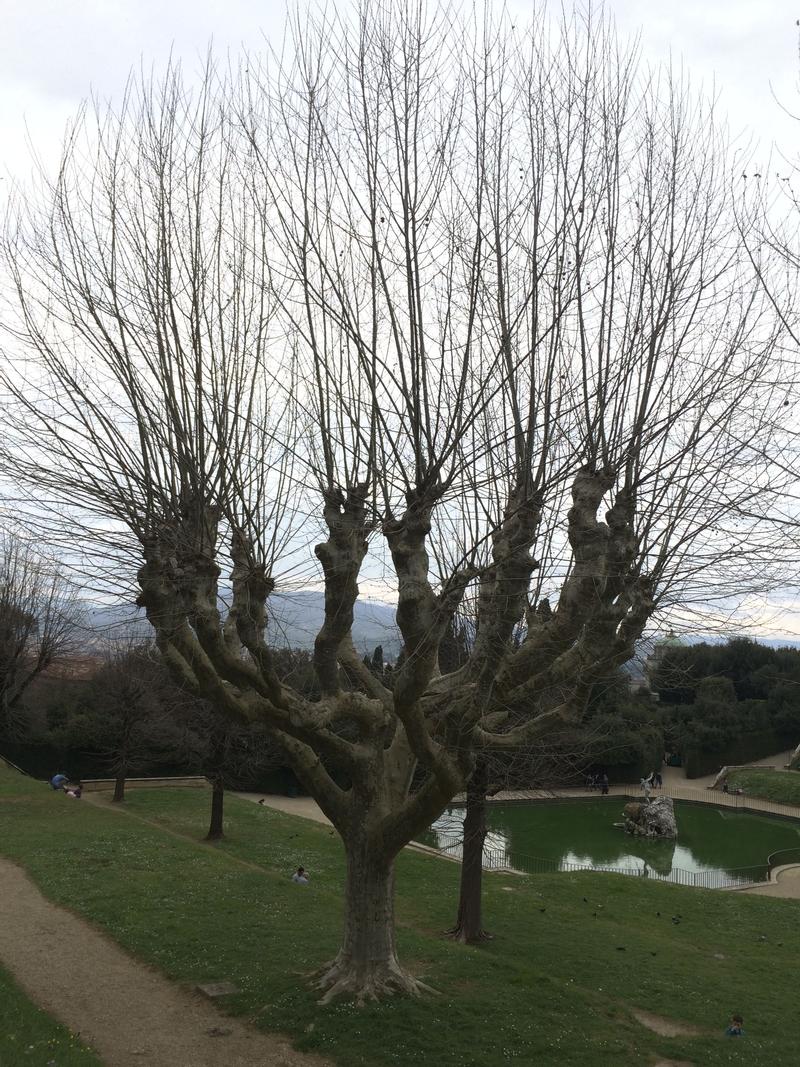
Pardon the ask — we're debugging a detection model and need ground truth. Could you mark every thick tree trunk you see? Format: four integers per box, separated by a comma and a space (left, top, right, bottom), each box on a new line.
205, 776, 225, 841
112, 775, 126, 803
315, 839, 433, 1004
448, 759, 491, 943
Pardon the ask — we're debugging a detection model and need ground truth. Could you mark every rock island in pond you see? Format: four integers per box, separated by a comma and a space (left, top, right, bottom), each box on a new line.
621, 796, 678, 839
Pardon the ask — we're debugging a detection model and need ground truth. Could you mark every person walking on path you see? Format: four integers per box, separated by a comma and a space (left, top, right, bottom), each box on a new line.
601, 774, 609, 796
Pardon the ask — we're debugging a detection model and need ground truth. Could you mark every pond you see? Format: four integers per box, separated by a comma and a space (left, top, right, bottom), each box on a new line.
421, 799, 800, 886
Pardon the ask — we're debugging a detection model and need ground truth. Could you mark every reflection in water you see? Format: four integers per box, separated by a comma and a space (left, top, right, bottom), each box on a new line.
430, 811, 509, 857
422, 800, 800, 885
561, 841, 677, 878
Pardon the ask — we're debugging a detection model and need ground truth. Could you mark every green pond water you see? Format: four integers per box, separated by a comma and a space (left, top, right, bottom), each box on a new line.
422, 800, 800, 883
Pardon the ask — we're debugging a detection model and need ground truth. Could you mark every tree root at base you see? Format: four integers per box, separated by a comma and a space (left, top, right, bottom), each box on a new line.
445, 926, 494, 944
313, 955, 438, 1005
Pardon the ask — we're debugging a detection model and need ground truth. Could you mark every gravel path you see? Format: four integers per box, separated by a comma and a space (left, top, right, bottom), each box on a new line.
0, 856, 330, 1067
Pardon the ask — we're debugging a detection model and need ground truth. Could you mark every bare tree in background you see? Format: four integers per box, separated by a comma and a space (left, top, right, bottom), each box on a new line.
0, 6, 792, 1001
83, 643, 184, 802
0, 532, 80, 738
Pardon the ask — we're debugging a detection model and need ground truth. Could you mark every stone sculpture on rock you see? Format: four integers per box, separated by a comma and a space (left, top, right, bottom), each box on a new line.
621, 796, 677, 839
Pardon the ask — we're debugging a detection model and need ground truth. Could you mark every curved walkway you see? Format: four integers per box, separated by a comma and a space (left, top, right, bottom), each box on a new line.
0, 856, 330, 1067
474, 749, 800, 821
481, 781, 800, 819
738, 863, 800, 899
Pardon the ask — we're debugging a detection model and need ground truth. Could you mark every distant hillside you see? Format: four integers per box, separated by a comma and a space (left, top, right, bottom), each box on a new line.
266, 591, 401, 658
84, 590, 402, 658
79, 598, 800, 665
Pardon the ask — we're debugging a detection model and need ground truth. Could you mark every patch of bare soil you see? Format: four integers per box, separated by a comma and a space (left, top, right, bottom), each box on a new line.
630, 1007, 705, 1039
0, 856, 331, 1067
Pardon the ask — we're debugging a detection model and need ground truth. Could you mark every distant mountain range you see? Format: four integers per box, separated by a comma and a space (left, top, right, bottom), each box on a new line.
80, 593, 800, 664
83, 590, 403, 658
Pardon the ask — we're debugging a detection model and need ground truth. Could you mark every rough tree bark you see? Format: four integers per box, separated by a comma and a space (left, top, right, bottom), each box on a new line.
315, 838, 418, 1004
112, 775, 125, 803
448, 758, 491, 944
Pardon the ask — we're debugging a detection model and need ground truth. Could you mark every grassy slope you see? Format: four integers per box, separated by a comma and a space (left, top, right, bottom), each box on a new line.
0, 767, 796, 1067
727, 767, 800, 807
0, 961, 102, 1067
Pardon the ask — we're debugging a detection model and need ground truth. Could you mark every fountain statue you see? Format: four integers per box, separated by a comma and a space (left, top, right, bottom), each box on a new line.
620, 796, 677, 839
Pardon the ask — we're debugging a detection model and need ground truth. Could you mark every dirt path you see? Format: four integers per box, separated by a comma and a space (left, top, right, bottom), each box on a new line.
0, 856, 330, 1067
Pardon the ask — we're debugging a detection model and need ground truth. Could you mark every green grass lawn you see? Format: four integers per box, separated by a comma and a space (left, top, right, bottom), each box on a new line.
1, 765, 797, 1066
727, 767, 800, 807
0, 961, 102, 1067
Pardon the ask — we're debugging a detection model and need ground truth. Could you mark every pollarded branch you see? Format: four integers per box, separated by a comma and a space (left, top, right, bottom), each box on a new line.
314, 483, 372, 696
495, 469, 626, 695
385, 483, 476, 710
226, 526, 281, 701
136, 505, 361, 765
470, 485, 542, 682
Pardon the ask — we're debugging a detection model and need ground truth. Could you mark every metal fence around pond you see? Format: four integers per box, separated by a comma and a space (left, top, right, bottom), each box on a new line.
427, 831, 771, 889
767, 846, 800, 872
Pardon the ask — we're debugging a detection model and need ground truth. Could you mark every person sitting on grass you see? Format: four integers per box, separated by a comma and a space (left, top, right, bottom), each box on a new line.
291, 866, 310, 885
725, 1013, 744, 1037
49, 773, 69, 791
65, 782, 82, 799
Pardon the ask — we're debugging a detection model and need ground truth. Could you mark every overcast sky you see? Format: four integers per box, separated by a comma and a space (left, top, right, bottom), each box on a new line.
1, 0, 797, 188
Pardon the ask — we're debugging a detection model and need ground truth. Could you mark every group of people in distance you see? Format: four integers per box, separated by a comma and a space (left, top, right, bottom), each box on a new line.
585, 772, 610, 795
49, 773, 82, 799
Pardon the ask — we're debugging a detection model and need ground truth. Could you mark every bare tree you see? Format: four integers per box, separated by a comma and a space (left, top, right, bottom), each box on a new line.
0, 6, 791, 1001
81, 643, 183, 802
0, 532, 80, 738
